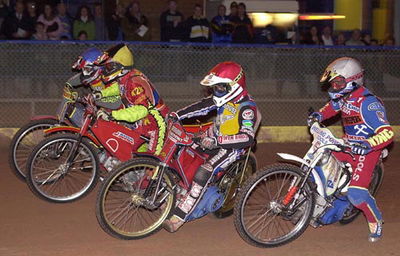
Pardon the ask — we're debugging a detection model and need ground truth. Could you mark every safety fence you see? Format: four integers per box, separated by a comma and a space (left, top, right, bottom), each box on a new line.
0, 41, 399, 127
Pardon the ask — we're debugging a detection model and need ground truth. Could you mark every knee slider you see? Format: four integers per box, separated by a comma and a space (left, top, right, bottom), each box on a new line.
193, 164, 213, 187
347, 187, 372, 206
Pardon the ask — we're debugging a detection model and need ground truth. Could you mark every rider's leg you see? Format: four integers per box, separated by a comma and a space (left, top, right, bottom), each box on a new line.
346, 150, 383, 242
163, 148, 238, 232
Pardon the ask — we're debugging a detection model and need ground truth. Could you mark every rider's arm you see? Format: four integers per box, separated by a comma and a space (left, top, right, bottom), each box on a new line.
175, 96, 217, 120
361, 97, 394, 150
100, 82, 120, 97
216, 105, 259, 149
318, 100, 340, 121
111, 105, 148, 123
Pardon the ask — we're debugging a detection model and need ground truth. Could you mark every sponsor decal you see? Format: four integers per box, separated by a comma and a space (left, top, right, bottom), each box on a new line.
339, 101, 360, 114
242, 120, 253, 127
367, 128, 394, 147
376, 111, 387, 124
131, 86, 144, 96
367, 102, 382, 111
225, 104, 237, 114
106, 138, 119, 152
343, 116, 362, 125
113, 131, 135, 145
345, 134, 366, 141
242, 109, 254, 120
352, 155, 366, 182
217, 134, 249, 144
354, 124, 369, 135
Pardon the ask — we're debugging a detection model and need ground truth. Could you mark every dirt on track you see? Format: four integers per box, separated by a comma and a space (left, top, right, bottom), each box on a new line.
0, 138, 399, 256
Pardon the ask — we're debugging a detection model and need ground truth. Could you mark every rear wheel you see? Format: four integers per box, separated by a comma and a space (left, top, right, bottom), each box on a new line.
339, 163, 384, 225
26, 134, 99, 203
213, 152, 257, 218
9, 119, 59, 181
96, 158, 176, 240
234, 164, 315, 248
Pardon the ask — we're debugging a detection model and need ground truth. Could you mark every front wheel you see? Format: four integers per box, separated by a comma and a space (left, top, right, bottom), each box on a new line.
234, 164, 316, 248
8, 119, 59, 181
96, 158, 176, 240
26, 134, 99, 203
339, 162, 384, 225
213, 152, 257, 218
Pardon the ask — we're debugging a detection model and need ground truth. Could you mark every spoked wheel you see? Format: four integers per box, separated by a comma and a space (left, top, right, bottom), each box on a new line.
234, 164, 315, 248
26, 134, 99, 203
214, 152, 257, 218
96, 158, 176, 240
339, 163, 384, 225
9, 119, 59, 181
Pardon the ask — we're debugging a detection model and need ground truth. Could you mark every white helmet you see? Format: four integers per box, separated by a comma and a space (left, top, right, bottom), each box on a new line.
200, 62, 247, 107
320, 57, 364, 99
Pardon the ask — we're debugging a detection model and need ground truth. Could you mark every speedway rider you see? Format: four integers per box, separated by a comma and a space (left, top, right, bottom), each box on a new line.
92, 44, 169, 155
308, 57, 394, 242
163, 61, 261, 232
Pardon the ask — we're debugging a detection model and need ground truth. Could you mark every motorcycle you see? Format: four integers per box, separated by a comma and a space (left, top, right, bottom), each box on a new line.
233, 121, 386, 248
8, 83, 83, 181
95, 117, 257, 240
25, 94, 159, 203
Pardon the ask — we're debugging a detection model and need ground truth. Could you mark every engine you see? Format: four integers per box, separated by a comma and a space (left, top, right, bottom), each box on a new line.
98, 151, 121, 172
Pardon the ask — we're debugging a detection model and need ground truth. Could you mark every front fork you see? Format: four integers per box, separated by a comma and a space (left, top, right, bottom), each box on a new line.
282, 165, 313, 208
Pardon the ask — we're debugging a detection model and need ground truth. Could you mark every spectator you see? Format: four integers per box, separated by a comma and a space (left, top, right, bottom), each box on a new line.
121, 1, 150, 41
185, 4, 209, 42
94, 3, 106, 40
160, 0, 184, 42
335, 32, 346, 45
73, 5, 95, 40
345, 28, 365, 46
211, 4, 233, 43
383, 35, 395, 46
321, 25, 334, 46
106, 3, 124, 41
370, 39, 379, 46
25, 1, 37, 30
1, 1, 32, 39
362, 33, 372, 46
37, 4, 62, 40
0, 0, 10, 37
77, 30, 88, 40
231, 2, 253, 43
302, 25, 321, 45
56, 2, 72, 39
31, 21, 47, 40
229, 1, 238, 18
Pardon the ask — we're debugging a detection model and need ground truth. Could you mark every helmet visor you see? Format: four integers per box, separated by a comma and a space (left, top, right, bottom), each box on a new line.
328, 76, 346, 93
213, 83, 230, 97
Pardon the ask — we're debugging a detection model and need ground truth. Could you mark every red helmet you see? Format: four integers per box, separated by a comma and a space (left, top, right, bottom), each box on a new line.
200, 61, 247, 107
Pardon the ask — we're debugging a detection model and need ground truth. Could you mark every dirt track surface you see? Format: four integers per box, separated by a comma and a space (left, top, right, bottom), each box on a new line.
0, 138, 399, 256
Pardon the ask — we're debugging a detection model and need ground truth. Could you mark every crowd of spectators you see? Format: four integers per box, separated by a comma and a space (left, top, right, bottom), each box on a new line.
0, 0, 396, 46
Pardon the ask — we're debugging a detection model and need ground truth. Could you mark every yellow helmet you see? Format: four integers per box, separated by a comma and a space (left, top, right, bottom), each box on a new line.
95, 44, 134, 83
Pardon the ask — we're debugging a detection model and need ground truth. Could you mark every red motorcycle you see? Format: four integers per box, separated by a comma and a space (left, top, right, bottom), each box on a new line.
8, 84, 81, 181
25, 94, 157, 203
95, 117, 257, 240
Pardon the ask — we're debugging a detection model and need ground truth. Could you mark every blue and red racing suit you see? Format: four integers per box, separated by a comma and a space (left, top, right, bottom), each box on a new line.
314, 85, 394, 225
172, 95, 261, 221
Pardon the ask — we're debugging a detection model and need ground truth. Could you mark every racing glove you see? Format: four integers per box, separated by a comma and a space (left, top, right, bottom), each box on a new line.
307, 112, 322, 127
351, 141, 372, 155
96, 109, 113, 121
199, 136, 218, 150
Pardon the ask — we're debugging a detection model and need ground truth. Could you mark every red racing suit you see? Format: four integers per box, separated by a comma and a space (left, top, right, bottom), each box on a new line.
316, 86, 394, 224
99, 69, 169, 155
